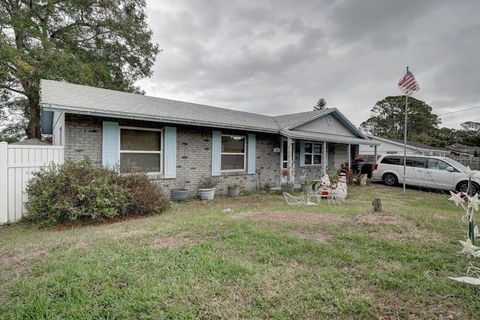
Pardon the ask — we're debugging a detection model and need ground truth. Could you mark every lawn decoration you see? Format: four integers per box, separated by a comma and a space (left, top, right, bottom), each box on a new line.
319, 171, 331, 198
283, 192, 318, 206
330, 175, 348, 204
448, 166, 479, 246
448, 166, 480, 285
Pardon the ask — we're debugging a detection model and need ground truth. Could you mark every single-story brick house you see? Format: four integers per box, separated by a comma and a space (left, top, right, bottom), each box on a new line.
40, 80, 378, 195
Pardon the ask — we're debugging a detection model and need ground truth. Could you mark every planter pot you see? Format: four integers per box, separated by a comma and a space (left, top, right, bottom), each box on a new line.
281, 184, 295, 194
228, 187, 240, 197
198, 188, 216, 201
300, 183, 312, 192
171, 189, 189, 203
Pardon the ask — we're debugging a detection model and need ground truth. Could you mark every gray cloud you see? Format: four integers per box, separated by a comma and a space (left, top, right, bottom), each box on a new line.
138, 0, 480, 128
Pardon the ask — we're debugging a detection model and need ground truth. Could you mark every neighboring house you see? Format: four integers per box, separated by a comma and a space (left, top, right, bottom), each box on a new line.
40, 80, 378, 194
447, 143, 480, 158
359, 135, 449, 162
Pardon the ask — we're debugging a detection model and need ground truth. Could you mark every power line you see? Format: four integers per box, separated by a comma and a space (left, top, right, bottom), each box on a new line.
438, 105, 480, 116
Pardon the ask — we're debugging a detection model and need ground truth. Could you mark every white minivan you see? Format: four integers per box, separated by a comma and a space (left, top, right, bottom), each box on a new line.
372, 154, 479, 195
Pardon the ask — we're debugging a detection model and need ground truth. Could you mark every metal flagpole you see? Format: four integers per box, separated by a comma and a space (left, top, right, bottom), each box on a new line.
403, 67, 408, 194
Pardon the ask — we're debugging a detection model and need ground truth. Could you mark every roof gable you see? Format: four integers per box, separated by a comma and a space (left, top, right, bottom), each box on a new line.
292, 113, 358, 138
284, 108, 366, 139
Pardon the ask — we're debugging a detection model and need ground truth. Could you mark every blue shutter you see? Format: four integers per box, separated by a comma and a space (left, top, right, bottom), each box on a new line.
247, 133, 256, 174
164, 127, 177, 179
102, 121, 120, 167
299, 141, 305, 167
212, 130, 221, 176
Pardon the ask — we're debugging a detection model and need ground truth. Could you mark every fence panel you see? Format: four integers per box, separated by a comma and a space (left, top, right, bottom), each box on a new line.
0, 142, 64, 224
449, 157, 480, 170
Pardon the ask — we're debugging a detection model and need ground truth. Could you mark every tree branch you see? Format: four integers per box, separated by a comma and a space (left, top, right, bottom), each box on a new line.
0, 85, 26, 96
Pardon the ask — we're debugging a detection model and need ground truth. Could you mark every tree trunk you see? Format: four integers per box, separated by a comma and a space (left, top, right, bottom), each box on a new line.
25, 98, 41, 139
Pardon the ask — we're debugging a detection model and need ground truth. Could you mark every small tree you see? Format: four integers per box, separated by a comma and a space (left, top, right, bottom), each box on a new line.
314, 98, 327, 111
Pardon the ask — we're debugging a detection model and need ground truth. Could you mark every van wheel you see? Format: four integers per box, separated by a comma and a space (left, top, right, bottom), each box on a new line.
457, 181, 479, 196
383, 173, 398, 186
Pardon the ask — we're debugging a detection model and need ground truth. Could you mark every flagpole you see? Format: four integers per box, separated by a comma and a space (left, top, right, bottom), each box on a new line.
403, 66, 409, 194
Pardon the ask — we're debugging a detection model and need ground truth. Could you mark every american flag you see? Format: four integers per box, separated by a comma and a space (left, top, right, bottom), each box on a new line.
398, 68, 420, 96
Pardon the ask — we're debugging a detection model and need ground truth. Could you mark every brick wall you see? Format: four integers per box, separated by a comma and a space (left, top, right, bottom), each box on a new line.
64, 114, 281, 195
65, 114, 102, 164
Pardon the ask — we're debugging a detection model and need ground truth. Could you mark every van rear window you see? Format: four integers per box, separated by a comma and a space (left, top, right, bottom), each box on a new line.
381, 156, 402, 165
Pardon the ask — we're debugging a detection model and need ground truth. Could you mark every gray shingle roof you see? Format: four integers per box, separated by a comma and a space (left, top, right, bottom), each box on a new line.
40, 80, 373, 145
41, 80, 279, 132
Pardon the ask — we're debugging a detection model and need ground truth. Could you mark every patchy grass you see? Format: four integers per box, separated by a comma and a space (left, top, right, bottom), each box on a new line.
0, 184, 479, 319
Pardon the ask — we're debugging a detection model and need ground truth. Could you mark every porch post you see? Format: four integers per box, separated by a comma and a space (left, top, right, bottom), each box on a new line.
347, 144, 351, 170
374, 145, 378, 162
287, 138, 293, 184
322, 141, 327, 172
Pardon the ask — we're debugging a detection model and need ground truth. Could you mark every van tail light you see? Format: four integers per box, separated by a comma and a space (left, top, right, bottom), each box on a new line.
373, 163, 378, 171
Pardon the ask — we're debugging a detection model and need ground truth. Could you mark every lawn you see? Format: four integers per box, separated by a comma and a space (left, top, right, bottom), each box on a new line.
0, 184, 479, 319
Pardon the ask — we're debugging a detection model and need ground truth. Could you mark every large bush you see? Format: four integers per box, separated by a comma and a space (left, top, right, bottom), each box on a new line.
25, 159, 169, 226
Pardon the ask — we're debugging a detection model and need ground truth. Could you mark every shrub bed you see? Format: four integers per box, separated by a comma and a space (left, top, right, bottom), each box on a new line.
25, 159, 169, 226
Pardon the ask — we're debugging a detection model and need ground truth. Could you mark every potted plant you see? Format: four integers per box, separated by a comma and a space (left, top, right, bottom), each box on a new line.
197, 177, 217, 201
227, 183, 241, 197
300, 177, 313, 193
281, 168, 295, 193
171, 182, 189, 203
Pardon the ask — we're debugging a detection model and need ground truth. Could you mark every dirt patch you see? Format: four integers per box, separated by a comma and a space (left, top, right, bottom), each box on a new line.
353, 213, 437, 241
295, 230, 330, 243
0, 244, 49, 267
354, 213, 408, 225
150, 235, 196, 248
233, 212, 345, 224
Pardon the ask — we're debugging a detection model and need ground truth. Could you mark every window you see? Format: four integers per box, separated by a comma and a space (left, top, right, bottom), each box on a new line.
304, 143, 322, 165
427, 159, 451, 171
381, 156, 402, 165
406, 157, 426, 168
221, 135, 246, 171
120, 128, 162, 173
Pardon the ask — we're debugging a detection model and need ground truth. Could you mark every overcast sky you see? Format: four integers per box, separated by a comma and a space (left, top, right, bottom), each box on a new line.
138, 0, 480, 129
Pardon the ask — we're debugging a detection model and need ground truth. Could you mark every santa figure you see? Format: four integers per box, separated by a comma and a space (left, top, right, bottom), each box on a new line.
319, 171, 331, 198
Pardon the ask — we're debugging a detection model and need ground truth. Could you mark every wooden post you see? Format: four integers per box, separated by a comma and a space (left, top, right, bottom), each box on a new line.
372, 198, 382, 212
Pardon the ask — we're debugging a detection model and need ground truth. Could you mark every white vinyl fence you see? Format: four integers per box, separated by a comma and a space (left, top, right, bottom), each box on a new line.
0, 142, 64, 224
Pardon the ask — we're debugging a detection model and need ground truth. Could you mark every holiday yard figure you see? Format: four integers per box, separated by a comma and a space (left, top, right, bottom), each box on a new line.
329, 174, 348, 204
449, 166, 479, 247
319, 171, 331, 199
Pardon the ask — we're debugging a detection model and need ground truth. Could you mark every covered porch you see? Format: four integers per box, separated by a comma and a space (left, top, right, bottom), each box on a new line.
279, 135, 378, 184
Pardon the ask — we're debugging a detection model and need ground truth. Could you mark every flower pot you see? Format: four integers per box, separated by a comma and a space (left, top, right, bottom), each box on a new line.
228, 187, 240, 197
300, 183, 312, 192
171, 189, 189, 203
198, 188, 216, 201
281, 184, 294, 194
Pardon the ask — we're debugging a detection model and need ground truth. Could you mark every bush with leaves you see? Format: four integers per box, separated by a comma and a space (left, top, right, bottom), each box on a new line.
24, 159, 169, 226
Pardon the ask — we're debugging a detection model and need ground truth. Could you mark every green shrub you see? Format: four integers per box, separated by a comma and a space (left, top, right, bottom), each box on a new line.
24, 159, 169, 226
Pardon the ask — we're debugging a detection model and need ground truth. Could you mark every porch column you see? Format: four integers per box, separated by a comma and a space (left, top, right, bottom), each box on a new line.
374, 145, 378, 162
287, 138, 293, 183
347, 144, 351, 170
322, 141, 327, 172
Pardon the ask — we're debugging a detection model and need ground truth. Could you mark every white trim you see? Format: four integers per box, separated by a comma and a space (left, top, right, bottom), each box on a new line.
220, 134, 247, 173
119, 126, 163, 174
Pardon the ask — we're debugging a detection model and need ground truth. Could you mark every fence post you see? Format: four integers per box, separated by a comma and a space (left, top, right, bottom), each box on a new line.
0, 142, 8, 224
